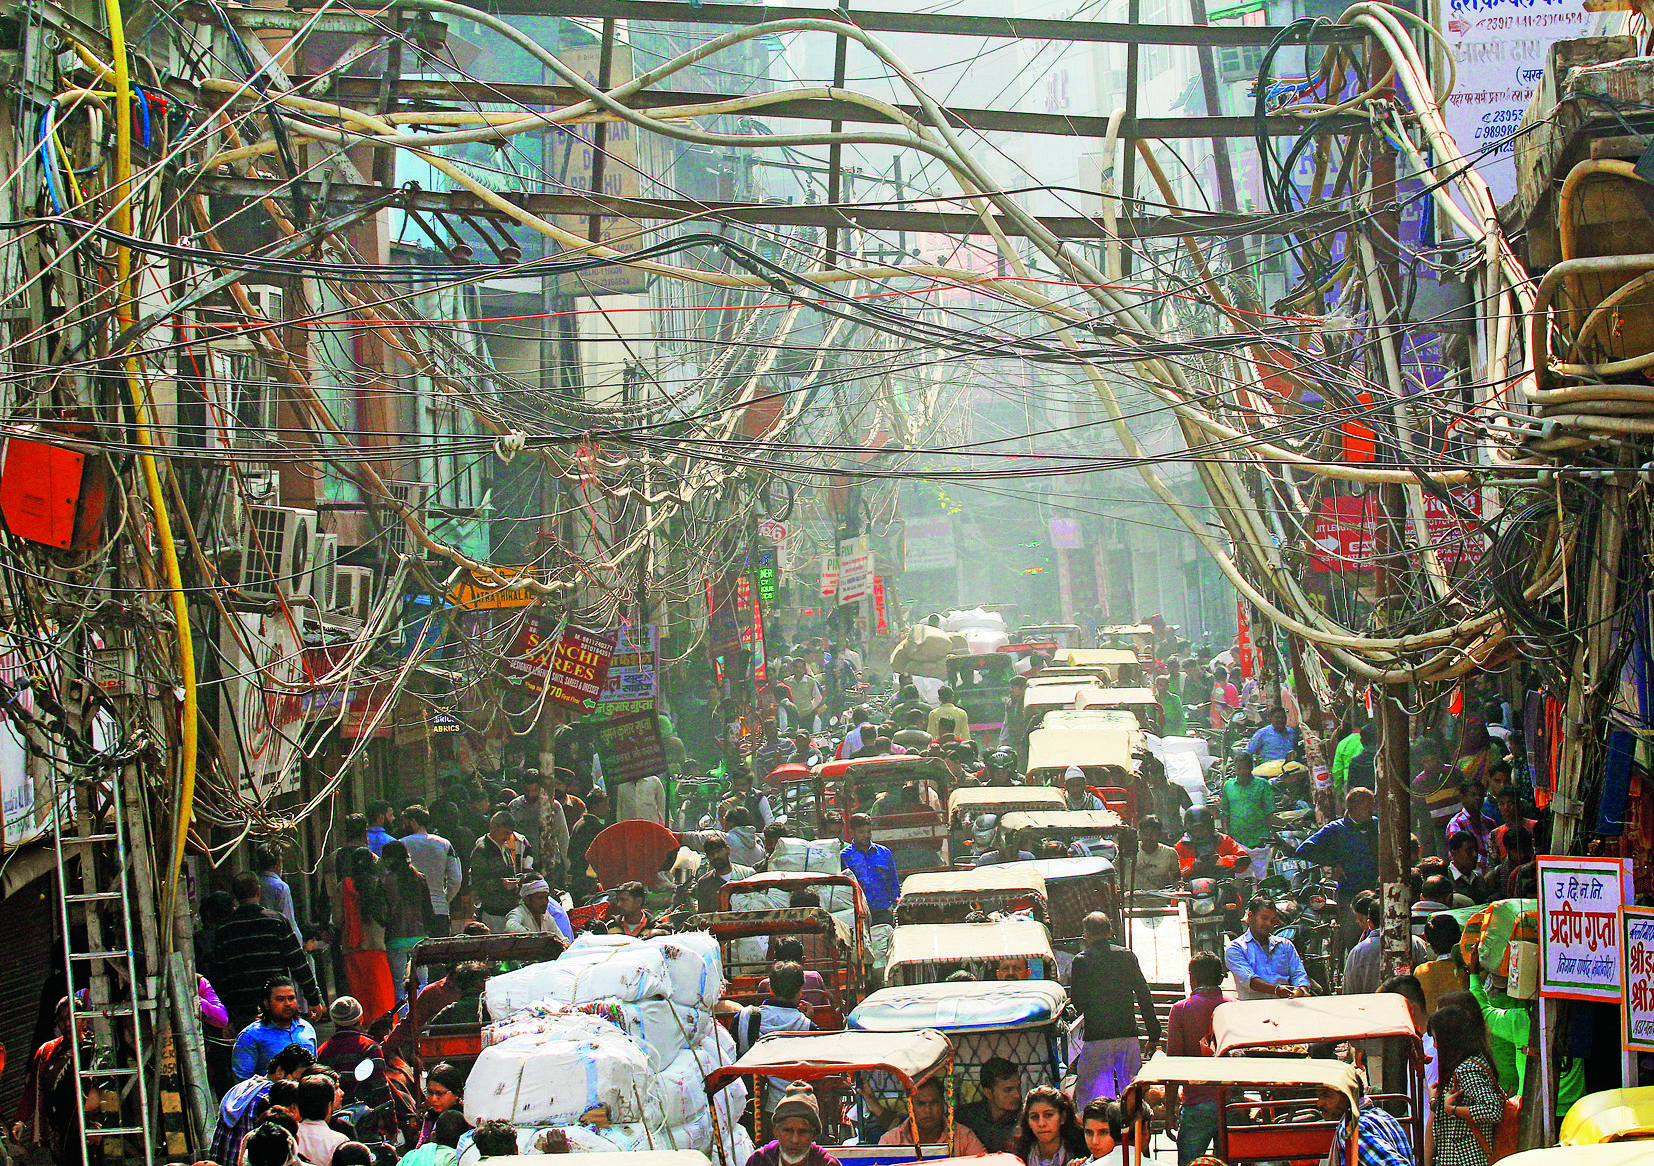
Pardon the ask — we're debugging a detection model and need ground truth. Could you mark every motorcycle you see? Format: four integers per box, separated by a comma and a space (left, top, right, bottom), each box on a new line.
336, 1058, 417, 1149
1262, 842, 1342, 993
1185, 864, 1247, 954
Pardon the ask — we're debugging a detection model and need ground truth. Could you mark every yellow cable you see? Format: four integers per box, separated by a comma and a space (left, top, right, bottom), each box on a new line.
103, 0, 197, 951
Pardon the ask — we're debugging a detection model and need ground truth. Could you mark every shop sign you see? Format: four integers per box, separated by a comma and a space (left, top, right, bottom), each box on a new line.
504, 621, 615, 709
1622, 905, 1654, 1050
873, 576, 888, 635
1538, 855, 1634, 1001
839, 541, 872, 602
594, 709, 666, 785
903, 514, 956, 571
819, 557, 838, 599
447, 567, 541, 611
595, 624, 658, 715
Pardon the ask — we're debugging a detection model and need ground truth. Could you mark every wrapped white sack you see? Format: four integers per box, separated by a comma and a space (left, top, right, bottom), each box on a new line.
484, 944, 671, 1018
567, 931, 640, 954
724, 1120, 756, 1166
728, 888, 790, 913
942, 607, 1006, 633
769, 837, 841, 874
646, 931, 724, 1008
657, 1047, 714, 1127
669, 1111, 715, 1154
464, 1028, 661, 1127
481, 1004, 616, 1049
575, 998, 710, 1070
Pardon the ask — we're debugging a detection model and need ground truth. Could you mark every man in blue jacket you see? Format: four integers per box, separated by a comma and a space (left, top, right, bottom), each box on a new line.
1290, 786, 1379, 947
230, 977, 318, 1082
841, 813, 900, 925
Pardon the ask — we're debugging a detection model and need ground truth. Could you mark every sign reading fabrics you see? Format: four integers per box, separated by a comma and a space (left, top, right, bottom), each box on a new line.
504, 620, 615, 709
594, 709, 666, 786
1537, 855, 1634, 1001
1622, 906, 1654, 1051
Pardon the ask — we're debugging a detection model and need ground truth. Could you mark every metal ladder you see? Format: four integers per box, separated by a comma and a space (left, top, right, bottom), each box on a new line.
52, 755, 156, 1164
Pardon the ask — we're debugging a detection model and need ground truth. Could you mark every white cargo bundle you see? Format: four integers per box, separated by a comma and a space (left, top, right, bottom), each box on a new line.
646, 931, 724, 1009
484, 943, 671, 1016
768, 837, 841, 874
574, 998, 711, 1071
464, 1028, 660, 1127
480, 1005, 617, 1049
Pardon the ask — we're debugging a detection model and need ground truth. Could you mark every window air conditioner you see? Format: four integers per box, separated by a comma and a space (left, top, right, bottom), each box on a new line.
238, 505, 318, 599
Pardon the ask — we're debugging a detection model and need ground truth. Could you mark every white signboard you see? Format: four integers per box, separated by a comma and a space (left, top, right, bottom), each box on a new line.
819, 557, 838, 599
1623, 906, 1654, 1051
839, 546, 873, 603
1442, 0, 1591, 206
903, 514, 957, 572
1537, 855, 1633, 1001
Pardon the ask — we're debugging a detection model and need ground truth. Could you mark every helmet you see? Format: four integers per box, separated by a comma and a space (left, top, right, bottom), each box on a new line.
1183, 806, 1214, 832
986, 748, 1016, 770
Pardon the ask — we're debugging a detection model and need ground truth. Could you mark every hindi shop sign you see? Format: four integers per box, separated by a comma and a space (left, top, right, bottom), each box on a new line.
1623, 906, 1654, 1051
594, 709, 667, 786
1538, 855, 1634, 1002
504, 621, 616, 709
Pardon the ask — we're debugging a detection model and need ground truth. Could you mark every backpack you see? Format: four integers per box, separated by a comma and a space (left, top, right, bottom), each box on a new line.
734, 1005, 764, 1056
1468, 1092, 1521, 1163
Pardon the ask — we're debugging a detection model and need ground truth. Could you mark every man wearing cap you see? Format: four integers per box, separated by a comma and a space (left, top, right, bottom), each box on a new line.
746, 1081, 843, 1166
505, 877, 573, 940
1063, 767, 1105, 811
315, 997, 383, 1079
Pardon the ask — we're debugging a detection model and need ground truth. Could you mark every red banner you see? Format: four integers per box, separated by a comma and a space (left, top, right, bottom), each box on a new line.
1309, 489, 1482, 572
505, 622, 616, 709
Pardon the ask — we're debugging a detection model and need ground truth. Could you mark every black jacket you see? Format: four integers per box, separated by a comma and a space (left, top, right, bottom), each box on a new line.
469, 833, 533, 916
214, 903, 320, 1023
1068, 939, 1161, 1044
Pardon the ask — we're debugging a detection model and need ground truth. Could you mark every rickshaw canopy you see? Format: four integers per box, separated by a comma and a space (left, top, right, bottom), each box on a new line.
900, 865, 1049, 907
765, 761, 813, 788
1210, 993, 1422, 1058
1026, 727, 1137, 773
1561, 1086, 1654, 1144
947, 786, 1066, 818
688, 907, 853, 949
1122, 1053, 1365, 1111
1000, 809, 1124, 834
1022, 667, 1112, 685
703, 1028, 953, 1094
717, 869, 870, 918
849, 980, 1068, 1033
886, 920, 1057, 985
998, 855, 1116, 882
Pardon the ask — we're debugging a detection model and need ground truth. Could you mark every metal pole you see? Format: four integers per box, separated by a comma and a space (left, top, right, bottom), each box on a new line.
1119, 0, 1140, 278
825, 1, 849, 268
1186, 0, 1247, 275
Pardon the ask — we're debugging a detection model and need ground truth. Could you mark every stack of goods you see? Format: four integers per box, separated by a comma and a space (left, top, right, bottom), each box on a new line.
463, 931, 754, 1162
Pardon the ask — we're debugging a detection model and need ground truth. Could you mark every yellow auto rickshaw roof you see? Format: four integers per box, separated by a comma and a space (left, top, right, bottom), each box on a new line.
1024, 667, 1111, 684
1561, 1086, 1654, 1145
886, 920, 1057, 975
1123, 1052, 1364, 1109
1000, 808, 1124, 833
1211, 994, 1422, 1056
1074, 686, 1156, 708
706, 1027, 954, 1091
1502, 1147, 1653, 1165
947, 786, 1066, 816
900, 866, 1048, 903
1061, 649, 1141, 667
1026, 726, 1137, 772
1022, 682, 1097, 711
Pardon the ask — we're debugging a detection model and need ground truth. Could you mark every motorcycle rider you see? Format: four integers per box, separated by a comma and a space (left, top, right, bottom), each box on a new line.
1173, 807, 1252, 879
983, 748, 1023, 786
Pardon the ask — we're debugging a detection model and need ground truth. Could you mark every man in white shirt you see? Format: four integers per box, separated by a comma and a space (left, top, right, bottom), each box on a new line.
294, 1074, 348, 1165
504, 877, 573, 940
616, 772, 667, 826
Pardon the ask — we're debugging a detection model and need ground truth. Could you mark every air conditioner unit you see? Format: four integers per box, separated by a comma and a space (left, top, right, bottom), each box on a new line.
380, 481, 430, 559
310, 533, 339, 611
228, 354, 280, 443
238, 505, 318, 599
334, 566, 376, 621
1216, 43, 1265, 83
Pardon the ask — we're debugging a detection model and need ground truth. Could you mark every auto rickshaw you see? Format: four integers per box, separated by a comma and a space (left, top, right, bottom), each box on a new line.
1060, 648, 1145, 683
1040, 708, 1143, 733
884, 919, 1058, 986
1073, 686, 1163, 733
894, 866, 1051, 926
1024, 727, 1139, 810
689, 907, 866, 1028
999, 809, 1124, 863
817, 755, 959, 873
1020, 681, 1105, 737
703, 1028, 957, 1164
1561, 1086, 1654, 1143
1017, 623, 1080, 649
1122, 1054, 1366, 1166
1210, 993, 1426, 1156
946, 785, 1065, 865
944, 652, 1017, 743
1093, 624, 1155, 657
997, 855, 1119, 944
717, 870, 872, 1018
848, 979, 1071, 1096
765, 760, 817, 826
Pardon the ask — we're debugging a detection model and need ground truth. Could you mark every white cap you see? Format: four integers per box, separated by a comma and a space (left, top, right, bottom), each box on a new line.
519, 878, 550, 899
1063, 765, 1087, 783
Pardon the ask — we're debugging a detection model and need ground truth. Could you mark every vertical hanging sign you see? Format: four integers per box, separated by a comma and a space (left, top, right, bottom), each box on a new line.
872, 576, 888, 635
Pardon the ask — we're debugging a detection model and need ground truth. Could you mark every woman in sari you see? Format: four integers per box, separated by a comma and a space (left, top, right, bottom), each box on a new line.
340, 846, 396, 1023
